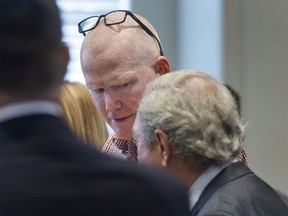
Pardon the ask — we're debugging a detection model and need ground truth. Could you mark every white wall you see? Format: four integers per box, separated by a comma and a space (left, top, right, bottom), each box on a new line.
177, 0, 223, 80
225, 0, 288, 195
131, 0, 178, 70
132, 0, 223, 79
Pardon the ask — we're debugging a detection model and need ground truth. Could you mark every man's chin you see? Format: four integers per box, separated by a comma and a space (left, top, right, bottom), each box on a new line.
116, 133, 133, 140
113, 129, 133, 140
111, 123, 134, 140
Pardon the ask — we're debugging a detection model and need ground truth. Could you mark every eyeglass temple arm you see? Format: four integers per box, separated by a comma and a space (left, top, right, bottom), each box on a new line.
129, 14, 164, 56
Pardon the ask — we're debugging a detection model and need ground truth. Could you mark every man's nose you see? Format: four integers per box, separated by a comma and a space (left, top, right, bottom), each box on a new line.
104, 91, 122, 112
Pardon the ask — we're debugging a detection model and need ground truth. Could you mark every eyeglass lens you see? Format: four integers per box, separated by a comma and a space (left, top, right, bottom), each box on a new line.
105, 11, 126, 25
81, 17, 99, 32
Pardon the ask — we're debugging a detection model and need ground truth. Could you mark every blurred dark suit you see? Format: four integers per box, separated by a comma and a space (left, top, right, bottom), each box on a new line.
191, 162, 288, 216
0, 113, 190, 216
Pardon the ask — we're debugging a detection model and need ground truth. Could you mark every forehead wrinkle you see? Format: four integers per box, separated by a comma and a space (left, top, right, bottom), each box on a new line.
108, 71, 137, 86
85, 19, 156, 62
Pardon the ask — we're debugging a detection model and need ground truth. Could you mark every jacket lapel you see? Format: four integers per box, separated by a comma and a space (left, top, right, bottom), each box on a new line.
190, 162, 252, 216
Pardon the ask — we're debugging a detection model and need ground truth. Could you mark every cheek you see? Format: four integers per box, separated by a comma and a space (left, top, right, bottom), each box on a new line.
121, 92, 142, 112
94, 100, 108, 118
137, 143, 151, 164
137, 145, 146, 163
137, 144, 161, 167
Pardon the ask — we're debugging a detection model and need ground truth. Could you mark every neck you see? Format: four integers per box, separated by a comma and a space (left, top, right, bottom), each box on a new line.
167, 158, 209, 189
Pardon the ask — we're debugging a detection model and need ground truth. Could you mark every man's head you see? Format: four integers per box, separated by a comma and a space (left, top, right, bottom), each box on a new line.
80, 10, 170, 140
133, 70, 245, 180
0, 0, 69, 102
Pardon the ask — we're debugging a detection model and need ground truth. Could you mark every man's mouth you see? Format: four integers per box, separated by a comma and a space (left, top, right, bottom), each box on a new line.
112, 114, 134, 123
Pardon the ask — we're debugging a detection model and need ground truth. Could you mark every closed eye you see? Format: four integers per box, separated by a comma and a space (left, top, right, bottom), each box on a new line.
121, 83, 129, 88
114, 82, 130, 89
93, 88, 105, 94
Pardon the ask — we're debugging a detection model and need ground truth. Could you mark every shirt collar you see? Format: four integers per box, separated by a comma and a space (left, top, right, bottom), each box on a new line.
0, 101, 60, 124
111, 135, 137, 161
187, 163, 228, 210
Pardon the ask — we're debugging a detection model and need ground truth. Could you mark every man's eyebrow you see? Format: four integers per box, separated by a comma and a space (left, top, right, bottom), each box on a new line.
108, 73, 136, 86
86, 83, 101, 90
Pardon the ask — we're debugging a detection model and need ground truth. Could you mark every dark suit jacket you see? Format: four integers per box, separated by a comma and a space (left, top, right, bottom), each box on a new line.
0, 114, 190, 216
191, 162, 288, 216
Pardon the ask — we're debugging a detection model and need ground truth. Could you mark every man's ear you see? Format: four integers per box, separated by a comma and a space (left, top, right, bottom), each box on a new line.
154, 129, 172, 167
154, 56, 170, 75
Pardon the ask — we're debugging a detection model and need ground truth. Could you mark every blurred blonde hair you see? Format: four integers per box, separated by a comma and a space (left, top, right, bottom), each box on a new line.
59, 81, 108, 149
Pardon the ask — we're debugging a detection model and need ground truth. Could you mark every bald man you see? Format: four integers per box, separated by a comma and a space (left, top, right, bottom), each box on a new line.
78, 10, 248, 164
79, 10, 169, 160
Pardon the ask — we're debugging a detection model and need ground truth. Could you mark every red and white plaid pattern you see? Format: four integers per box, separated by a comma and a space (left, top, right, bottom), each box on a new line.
236, 145, 248, 166
102, 132, 137, 161
102, 132, 248, 166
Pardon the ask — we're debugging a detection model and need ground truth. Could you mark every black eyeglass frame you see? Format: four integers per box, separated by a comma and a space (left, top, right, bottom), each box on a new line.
78, 10, 164, 56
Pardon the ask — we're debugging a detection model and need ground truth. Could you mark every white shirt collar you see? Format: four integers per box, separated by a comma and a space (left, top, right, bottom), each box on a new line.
0, 101, 60, 124
187, 164, 228, 210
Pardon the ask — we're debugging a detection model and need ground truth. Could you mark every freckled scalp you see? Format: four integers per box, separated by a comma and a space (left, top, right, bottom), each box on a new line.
80, 11, 160, 71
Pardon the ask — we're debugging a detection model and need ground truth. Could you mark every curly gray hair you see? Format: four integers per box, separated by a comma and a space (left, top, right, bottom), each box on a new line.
136, 70, 245, 167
